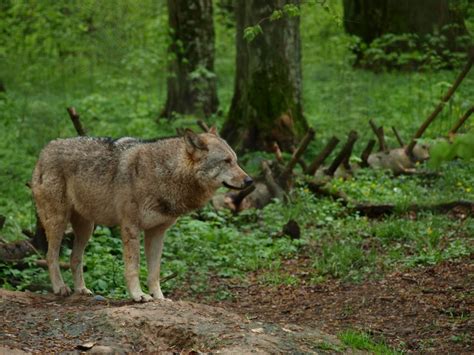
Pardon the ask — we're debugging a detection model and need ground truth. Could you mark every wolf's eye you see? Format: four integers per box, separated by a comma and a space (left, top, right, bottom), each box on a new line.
224, 158, 232, 164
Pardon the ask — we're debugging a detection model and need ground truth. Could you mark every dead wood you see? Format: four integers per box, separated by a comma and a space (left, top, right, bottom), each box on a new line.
360, 139, 376, 168
448, 106, 474, 136
406, 56, 473, 156
279, 128, 315, 185
0, 239, 36, 262
232, 184, 257, 208
353, 200, 474, 218
280, 219, 301, 240
271, 142, 284, 163
306, 136, 340, 175
306, 179, 349, 202
392, 127, 404, 147
197, 119, 210, 133
262, 161, 285, 200
326, 130, 359, 176
369, 119, 387, 152
66, 107, 87, 136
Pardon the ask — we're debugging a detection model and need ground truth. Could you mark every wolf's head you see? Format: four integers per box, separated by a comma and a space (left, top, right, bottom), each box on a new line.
412, 142, 430, 162
184, 128, 253, 190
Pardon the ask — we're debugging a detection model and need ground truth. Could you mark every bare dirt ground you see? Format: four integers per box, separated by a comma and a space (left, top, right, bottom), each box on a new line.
172, 255, 474, 354
1, 259, 472, 353
0, 289, 345, 354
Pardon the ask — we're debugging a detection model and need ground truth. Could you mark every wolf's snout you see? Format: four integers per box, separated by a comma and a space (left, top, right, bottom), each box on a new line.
244, 176, 253, 187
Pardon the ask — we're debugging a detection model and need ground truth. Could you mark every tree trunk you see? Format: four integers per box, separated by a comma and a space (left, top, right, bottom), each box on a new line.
161, 0, 219, 118
343, 0, 471, 70
221, 0, 307, 152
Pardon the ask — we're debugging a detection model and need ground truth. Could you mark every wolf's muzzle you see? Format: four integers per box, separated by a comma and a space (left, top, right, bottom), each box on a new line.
223, 176, 253, 190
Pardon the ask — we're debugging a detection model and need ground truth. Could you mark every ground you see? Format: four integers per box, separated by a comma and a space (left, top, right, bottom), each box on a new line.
1, 256, 472, 354
170, 256, 474, 354
0, 289, 345, 354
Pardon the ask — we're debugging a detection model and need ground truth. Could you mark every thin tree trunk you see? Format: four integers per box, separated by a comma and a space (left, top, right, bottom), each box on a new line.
162, 0, 219, 118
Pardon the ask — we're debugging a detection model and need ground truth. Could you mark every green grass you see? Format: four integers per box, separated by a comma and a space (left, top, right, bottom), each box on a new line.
339, 330, 400, 354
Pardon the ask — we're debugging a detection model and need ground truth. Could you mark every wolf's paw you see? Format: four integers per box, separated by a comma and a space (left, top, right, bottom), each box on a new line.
75, 287, 93, 296
55, 285, 72, 297
132, 293, 153, 303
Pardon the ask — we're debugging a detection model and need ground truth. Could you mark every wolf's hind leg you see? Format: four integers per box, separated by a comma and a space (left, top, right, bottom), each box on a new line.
44, 214, 71, 296
70, 211, 94, 295
144, 223, 171, 300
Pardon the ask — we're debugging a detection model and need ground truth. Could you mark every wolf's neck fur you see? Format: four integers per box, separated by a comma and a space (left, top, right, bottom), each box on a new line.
138, 141, 217, 217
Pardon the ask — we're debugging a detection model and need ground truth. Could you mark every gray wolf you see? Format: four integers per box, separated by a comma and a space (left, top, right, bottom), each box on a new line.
31, 128, 252, 302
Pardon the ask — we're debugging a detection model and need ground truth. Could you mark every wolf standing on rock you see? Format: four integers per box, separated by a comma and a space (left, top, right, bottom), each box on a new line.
32, 128, 252, 302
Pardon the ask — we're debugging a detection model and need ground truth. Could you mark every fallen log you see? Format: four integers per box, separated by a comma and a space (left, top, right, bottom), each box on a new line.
353, 200, 474, 218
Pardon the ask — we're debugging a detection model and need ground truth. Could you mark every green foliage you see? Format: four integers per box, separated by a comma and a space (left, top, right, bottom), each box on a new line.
0, 0, 473, 300
351, 26, 472, 71
339, 330, 400, 355
429, 132, 474, 168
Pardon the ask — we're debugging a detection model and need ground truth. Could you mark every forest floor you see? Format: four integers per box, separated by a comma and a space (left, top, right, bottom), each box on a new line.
171, 255, 474, 354
2, 256, 471, 353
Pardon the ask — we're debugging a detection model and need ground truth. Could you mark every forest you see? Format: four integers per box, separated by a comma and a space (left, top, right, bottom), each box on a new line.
0, 0, 473, 353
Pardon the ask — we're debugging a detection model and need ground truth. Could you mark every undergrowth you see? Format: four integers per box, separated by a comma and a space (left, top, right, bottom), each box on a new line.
0, 0, 473, 299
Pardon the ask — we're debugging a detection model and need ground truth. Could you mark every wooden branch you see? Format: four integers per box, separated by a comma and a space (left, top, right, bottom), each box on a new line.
35, 259, 69, 270
232, 184, 256, 207
271, 142, 283, 163
197, 119, 210, 133
448, 106, 474, 136
306, 136, 340, 175
406, 56, 473, 155
279, 128, 315, 183
262, 161, 284, 200
391, 127, 404, 147
161, 272, 178, 284
326, 130, 359, 176
369, 119, 387, 152
66, 107, 87, 136
360, 139, 376, 168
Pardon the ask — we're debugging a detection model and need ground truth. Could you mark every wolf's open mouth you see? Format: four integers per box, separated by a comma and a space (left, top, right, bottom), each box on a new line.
222, 181, 246, 190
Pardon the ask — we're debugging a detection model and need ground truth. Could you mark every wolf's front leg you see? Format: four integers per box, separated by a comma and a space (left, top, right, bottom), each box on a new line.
145, 221, 175, 300
121, 224, 152, 302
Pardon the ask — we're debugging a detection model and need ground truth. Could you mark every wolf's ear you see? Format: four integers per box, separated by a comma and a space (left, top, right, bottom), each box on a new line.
209, 126, 219, 136
184, 129, 207, 153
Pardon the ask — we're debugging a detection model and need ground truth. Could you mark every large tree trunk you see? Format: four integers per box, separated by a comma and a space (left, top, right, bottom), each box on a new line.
221, 0, 307, 152
343, 0, 471, 70
161, 0, 219, 118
